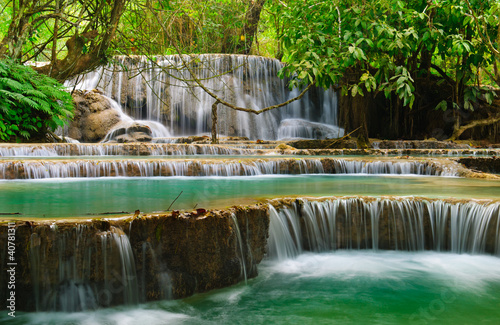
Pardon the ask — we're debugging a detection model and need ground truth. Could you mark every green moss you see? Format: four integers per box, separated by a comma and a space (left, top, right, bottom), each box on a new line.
155, 224, 163, 242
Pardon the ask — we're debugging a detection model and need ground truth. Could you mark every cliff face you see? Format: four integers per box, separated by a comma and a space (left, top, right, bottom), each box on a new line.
0, 206, 269, 311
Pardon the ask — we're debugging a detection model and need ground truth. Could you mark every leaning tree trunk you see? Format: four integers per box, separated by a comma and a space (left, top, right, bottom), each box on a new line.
34, 0, 126, 82
0, 0, 127, 83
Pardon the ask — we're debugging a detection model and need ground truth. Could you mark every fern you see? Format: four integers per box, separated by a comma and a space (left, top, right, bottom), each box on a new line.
19, 130, 30, 139
0, 59, 74, 142
0, 78, 25, 92
23, 89, 48, 99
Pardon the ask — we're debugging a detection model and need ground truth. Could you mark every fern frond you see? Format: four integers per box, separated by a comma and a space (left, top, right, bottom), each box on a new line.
23, 123, 37, 131
0, 59, 74, 141
35, 99, 51, 114
19, 96, 40, 110
19, 130, 31, 139
23, 89, 47, 99
0, 78, 26, 92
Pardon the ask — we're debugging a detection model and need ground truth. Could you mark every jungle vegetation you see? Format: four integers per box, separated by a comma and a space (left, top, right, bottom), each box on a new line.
0, 0, 499, 141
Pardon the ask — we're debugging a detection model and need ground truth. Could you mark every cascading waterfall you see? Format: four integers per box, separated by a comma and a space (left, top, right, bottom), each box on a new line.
30, 225, 98, 312
0, 143, 253, 156
2, 143, 499, 157
102, 227, 139, 306
66, 55, 342, 140
100, 95, 172, 140
29, 225, 140, 311
0, 158, 459, 179
267, 198, 500, 260
230, 213, 248, 284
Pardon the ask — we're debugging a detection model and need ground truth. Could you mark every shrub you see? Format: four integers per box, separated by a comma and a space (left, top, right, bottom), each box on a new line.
0, 59, 74, 142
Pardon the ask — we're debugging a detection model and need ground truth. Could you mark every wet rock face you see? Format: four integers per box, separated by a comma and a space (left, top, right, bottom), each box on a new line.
373, 140, 470, 149
287, 139, 358, 149
104, 122, 153, 143
458, 156, 500, 174
69, 90, 122, 142
0, 206, 269, 311
288, 139, 472, 150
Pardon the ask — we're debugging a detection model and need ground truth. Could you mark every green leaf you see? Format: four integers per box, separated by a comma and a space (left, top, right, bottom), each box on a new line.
435, 100, 448, 111
484, 92, 494, 105
464, 100, 473, 110
298, 70, 308, 80
351, 84, 358, 97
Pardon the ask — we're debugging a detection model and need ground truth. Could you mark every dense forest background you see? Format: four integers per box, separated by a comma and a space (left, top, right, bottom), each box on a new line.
0, 0, 499, 142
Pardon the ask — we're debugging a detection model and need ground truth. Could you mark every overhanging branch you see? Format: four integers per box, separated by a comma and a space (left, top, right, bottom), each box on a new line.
147, 4, 314, 115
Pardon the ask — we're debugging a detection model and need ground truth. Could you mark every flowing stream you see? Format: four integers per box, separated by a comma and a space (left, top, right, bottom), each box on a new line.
5, 251, 500, 324
1, 55, 500, 324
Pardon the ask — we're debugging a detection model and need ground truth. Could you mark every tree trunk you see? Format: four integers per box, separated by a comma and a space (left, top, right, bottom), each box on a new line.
35, 0, 126, 82
0, 0, 127, 83
234, 0, 266, 54
339, 92, 370, 141
211, 101, 220, 144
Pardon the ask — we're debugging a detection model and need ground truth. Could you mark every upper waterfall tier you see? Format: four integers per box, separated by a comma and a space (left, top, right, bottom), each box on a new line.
1, 143, 499, 157
66, 55, 342, 140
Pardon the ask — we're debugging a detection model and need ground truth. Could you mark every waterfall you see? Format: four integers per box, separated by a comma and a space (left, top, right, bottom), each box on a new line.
267, 198, 500, 260
66, 55, 342, 140
29, 225, 139, 311
100, 96, 172, 141
0, 143, 254, 156
231, 213, 248, 284
101, 227, 139, 306
29, 225, 98, 312
0, 158, 459, 179
267, 205, 303, 260
2, 143, 499, 157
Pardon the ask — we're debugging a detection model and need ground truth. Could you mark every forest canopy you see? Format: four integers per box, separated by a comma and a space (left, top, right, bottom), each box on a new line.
0, 0, 499, 141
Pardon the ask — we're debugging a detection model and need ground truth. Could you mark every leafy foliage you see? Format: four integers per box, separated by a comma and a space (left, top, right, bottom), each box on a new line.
116, 0, 249, 55
275, 0, 499, 111
0, 60, 74, 142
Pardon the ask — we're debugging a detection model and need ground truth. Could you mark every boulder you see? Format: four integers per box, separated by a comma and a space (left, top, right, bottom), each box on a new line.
103, 122, 153, 143
68, 90, 122, 142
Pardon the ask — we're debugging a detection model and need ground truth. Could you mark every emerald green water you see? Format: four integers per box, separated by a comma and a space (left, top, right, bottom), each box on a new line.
5, 251, 500, 324
1, 175, 500, 218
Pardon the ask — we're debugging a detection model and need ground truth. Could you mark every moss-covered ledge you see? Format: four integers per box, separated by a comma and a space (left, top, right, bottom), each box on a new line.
0, 205, 269, 311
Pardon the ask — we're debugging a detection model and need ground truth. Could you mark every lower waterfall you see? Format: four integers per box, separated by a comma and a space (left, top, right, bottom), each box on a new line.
267, 198, 500, 260
2, 197, 500, 315
29, 226, 139, 311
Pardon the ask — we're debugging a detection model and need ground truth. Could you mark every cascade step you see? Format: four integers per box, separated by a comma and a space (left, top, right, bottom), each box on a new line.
268, 197, 500, 258
1, 143, 499, 157
0, 157, 460, 179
